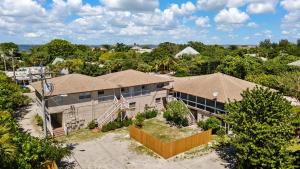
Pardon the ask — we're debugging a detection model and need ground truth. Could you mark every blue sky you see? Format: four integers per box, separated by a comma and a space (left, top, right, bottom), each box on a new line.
0, 0, 300, 45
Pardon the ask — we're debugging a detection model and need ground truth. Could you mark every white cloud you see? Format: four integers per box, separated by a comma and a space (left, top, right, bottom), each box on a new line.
215, 8, 249, 24
214, 8, 249, 32
247, 1, 277, 14
280, 0, 300, 38
197, 0, 227, 10
0, 0, 46, 17
101, 0, 159, 11
281, 30, 289, 35
167, 1, 197, 15
24, 32, 43, 38
244, 36, 250, 40
247, 22, 258, 28
280, 0, 300, 11
195, 16, 210, 27
119, 23, 150, 36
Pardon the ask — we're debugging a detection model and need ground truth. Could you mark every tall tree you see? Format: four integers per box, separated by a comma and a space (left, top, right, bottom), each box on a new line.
225, 87, 296, 168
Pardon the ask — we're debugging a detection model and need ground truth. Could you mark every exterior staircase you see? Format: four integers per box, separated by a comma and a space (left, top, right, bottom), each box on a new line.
97, 95, 129, 128
53, 127, 65, 137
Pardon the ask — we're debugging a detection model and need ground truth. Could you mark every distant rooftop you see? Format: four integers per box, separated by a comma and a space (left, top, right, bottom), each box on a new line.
288, 60, 300, 67
175, 46, 199, 58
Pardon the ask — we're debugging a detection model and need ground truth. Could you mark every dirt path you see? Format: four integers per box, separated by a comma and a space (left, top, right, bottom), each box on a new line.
18, 92, 43, 138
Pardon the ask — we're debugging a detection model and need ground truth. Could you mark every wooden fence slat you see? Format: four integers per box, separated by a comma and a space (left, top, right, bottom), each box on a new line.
129, 126, 212, 159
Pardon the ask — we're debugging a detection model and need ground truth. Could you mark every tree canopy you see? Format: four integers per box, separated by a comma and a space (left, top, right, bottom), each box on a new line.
225, 87, 296, 168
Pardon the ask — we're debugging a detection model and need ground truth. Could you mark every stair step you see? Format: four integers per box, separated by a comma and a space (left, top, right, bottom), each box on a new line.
53, 128, 65, 137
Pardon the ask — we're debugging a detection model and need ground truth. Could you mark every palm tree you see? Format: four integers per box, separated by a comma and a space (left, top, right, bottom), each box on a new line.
0, 125, 17, 167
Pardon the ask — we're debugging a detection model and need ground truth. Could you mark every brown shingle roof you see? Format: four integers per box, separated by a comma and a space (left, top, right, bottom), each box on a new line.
98, 69, 172, 87
172, 73, 260, 103
32, 70, 171, 96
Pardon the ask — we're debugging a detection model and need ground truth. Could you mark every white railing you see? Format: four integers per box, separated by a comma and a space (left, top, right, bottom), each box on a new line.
96, 96, 120, 127
121, 89, 151, 98
63, 123, 68, 135
96, 95, 131, 127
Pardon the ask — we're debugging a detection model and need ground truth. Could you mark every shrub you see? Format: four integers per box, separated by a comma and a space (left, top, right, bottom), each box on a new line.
87, 120, 98, 129
198, 116, 221, 133
216, 127, 226, 136
163, 101, 190, 127
101, 116, 133, 132
34, 114, 43, 127
144, 109, 158, 119
134, 113, 145, 128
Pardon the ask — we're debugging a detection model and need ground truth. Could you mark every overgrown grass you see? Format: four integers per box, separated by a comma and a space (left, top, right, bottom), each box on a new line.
55, 128, 105, 143
128, 141, 159, 158
142, 118, 199, 142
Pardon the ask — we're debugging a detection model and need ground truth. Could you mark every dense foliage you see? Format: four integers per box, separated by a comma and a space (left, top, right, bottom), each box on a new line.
197, 116, 221, 134
225, 87, 296, 168
0, 72, 70, 169
0, 72, 30, 113
163, 101, 189, 127
3, 38, 299, 99
101, 112, 133, 132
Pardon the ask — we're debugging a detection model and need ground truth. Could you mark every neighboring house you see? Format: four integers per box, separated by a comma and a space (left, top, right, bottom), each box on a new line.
175, 46, 199, 58
244, 53, 268, 61
288, 60, 300, 67
167, 73, 259, 122
51, 57, 69, 75
31, 70, 171, 136
131, 45, 153, 53
5, 66, 50, 85
51, 57, 65, 65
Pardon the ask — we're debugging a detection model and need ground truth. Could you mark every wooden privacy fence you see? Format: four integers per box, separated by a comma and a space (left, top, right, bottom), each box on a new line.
129, 125, 212, 159
43, 161, 58, 169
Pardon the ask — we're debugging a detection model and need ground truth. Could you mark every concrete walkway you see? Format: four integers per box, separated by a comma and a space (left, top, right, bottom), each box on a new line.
71, 132, 226, 169
18, 92, 43, 138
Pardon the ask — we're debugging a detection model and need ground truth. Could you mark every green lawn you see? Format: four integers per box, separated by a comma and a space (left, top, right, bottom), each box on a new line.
141, 118, 200, 142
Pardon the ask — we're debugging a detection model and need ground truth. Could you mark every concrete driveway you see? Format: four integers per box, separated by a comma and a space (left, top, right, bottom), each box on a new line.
71, 131, 227, 169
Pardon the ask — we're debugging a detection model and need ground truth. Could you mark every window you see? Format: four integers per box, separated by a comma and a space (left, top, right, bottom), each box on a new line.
181, 93, 188, 100
121, 88, 125, 92
142, 85, 146, 89
98, 90, 104, 95
216, 102, 225, 110
79, 92, 91, 100
206, 99, 215, 107
129, 102, 136, 108
54, 96, 64, 105
197, 97, 205, 104
155, 98, 161, 103
156, 83, 164, 89
189, 95, 196, 102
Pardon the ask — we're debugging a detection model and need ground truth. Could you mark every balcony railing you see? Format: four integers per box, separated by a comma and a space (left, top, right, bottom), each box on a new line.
122, 89, 151, 98
98, 95, 115, 102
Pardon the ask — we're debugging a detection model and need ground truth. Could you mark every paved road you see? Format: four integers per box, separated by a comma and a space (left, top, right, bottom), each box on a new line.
71, 132, 226, 169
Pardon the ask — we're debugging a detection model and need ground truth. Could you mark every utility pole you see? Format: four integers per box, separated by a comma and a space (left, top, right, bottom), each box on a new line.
41, 68, 47, 137
32, 63, 53, 138
0, 51, 7, 71
8, 49, 19, 84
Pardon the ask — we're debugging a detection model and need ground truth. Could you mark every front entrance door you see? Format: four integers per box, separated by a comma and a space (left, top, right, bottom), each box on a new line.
51, 113, 62, 129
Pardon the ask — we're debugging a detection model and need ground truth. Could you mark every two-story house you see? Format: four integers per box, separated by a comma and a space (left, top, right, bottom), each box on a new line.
32, 70, 171, 136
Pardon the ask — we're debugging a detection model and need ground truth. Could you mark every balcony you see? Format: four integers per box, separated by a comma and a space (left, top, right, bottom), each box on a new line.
98, 95, 115, 102
122, 89, 151, 98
